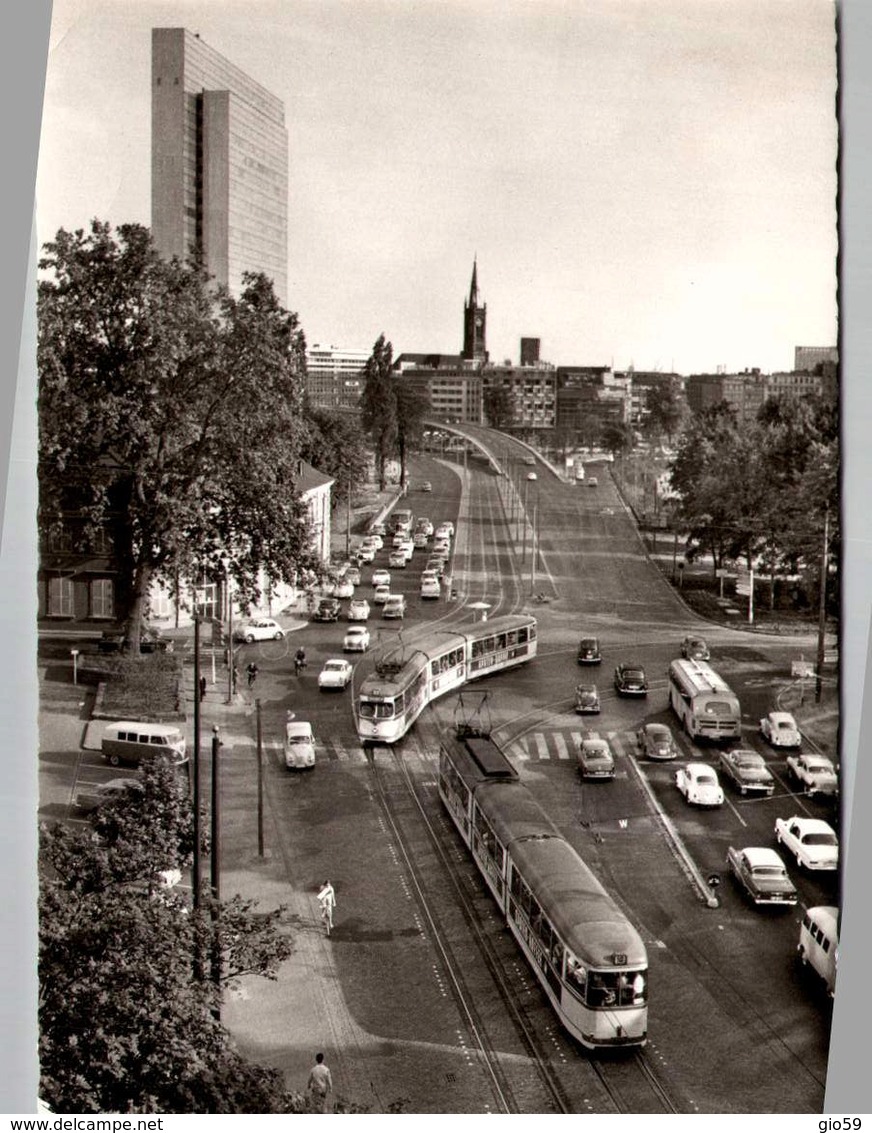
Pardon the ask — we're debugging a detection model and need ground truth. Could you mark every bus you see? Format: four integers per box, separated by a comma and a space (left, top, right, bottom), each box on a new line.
439, 727, 648, 1049
356, 614, 537, 744
667, 658, 741, 741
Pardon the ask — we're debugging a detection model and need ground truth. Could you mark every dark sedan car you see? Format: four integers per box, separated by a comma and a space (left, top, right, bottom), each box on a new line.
718, 748, 775, 796
681, 635, 710, 661
576, 637, 602, 664
312, 597, 341, 622
98, 624, 173, 654
614, 662, 648, 696
727, 846, 798, 907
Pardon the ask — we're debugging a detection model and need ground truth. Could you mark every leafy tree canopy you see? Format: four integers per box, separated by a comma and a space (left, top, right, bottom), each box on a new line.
301, 408, 370, 509
38, 221, 317, 645
359, 334, 397, 490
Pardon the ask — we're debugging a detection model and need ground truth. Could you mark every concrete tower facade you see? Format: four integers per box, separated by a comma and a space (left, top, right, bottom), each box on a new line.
151, 28, 288, 305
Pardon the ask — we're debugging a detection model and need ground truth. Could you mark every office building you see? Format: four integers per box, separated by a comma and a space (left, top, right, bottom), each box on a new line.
151, 28, 289, 305
305, 345, 369, 410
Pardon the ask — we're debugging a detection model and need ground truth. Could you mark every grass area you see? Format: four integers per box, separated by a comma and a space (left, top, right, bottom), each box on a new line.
83, 653, 184, 719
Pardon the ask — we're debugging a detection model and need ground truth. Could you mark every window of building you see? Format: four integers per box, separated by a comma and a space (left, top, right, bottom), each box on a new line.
90, 579, 114, 619
47, 576, 74, 618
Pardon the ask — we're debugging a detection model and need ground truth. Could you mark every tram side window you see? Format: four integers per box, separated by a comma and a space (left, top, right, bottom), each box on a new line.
529, 625, 536, 640
506, 630, 518, 647
565, 950, 587, 994
518, 627, 528, 644
495, 634, 507, 650
510, 868, 532, 916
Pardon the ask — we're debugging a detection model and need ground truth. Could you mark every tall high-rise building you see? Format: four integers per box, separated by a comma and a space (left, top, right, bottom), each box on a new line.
151, 28, 288, 305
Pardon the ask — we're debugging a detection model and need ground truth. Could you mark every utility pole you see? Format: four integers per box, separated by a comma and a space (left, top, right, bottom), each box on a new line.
256, 698, 265, 857
192, 615, 201, 912
210, 724, 222, 1006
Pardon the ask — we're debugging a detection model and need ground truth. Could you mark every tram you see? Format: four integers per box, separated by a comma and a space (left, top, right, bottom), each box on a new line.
355, 614, 537, 744
438, 727, 648, 1050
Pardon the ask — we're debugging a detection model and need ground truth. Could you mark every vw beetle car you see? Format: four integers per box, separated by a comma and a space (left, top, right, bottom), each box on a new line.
233, 617, 285, 643
760, 711, 802, 748
574, 684, 601, 714
614, 662, 648, 696
284, 720, 316, 770
637, 723, 677, 761
675, 763, 724, 807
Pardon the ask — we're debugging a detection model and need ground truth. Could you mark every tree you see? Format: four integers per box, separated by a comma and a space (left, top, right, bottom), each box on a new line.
301, 408, 370, 510
393, 378, 430, 487
359, 334, 397, 490
38, 222, 316, 651
483, 384, 515, 430
643, 381, 687, 442
600, 420, 635, 455
39, 760, 296, 1113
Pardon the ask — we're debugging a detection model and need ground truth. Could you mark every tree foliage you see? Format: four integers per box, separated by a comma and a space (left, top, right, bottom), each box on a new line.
643, 381, 687, 441
393, 378, 430, 487
483, 384, 515, 430
39, 760, 296, 1113
359, 334, 397, 490
301, 408, 370, 509
38, 221, 317, 647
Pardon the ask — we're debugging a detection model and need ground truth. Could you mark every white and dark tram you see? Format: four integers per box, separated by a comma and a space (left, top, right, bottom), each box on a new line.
439, 727, 649, 1050
356, 614, 537, 745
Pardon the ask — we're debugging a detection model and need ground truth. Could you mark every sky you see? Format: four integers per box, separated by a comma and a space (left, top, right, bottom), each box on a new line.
36, 0, 839, 375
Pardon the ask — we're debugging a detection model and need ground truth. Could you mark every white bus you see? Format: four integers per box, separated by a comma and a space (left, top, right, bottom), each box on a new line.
667, 658, 741, 741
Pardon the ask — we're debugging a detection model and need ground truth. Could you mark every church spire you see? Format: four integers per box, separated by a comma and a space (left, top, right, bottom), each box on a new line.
468, 258, 479, 306
462, 258, 487, 365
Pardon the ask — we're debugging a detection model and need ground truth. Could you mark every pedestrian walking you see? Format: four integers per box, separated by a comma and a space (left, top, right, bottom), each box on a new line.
307, 1052, 333, 1113
317, 879, 336, 937
198, 675, 207, 702
246, 661, 258, 688
232, 662, 239, 694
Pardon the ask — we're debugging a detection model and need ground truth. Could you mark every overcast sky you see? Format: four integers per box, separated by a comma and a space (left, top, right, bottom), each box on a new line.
36, 0, 838, 375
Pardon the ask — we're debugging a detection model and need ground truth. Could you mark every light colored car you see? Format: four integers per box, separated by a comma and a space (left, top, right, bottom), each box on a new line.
284, 719, 316, 769
438, 520, 454, 537
373, 584, 391, 605
574, 684, 600, 714
420, 481, 433, 492
318, 658, 354, 690
347, 598, 370, 621
334, 577, 355, 599
726, 846, 798, 906
356, 543, 376, 563
393, 530, 410, 548
587, 476, 599, 487
382, 594, 406, 619
344, 566, 361, 587
388, 549, 408, 569
432, 538, 451, 557
413, 531, 429, 549
785, 752, 838, 797
421, 575, 441, 599
577, 737, 614, 779
369, 521, 386, 537
343, 626, 371, 652
372, 568, 392, 588
74, 777, 143, 813
434, 524, 452, 542
362, 533, 383, 550
399, 539, 415, 561
775, 816, 839, 871
234, 617, 285, 643
675, 762, 724, 807
637, 723, 677, 761
718, 748, 775, 796
416, 518, 434, 537
426, 557, 446, 578
760, 711, 802, 748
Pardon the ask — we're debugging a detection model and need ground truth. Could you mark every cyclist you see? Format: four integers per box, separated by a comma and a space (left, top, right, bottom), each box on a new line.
294, 647, 307, 676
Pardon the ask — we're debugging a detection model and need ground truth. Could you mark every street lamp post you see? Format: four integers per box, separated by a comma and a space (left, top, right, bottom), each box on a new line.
524, 472, 537, 568
210, 724, 222, 1004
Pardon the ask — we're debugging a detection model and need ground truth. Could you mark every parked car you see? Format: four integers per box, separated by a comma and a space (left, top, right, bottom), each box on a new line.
233, 617, 285, 643
420, 481, 433, 492
318, 659, 354, 690
680, 635, 710, 661
576, 636, 602, 664
389, 549, 409, 569
614, 662, 648, 696
785, 752, 838, 797
637, 722, 677, 761
577, 736, 615, 779
347, 598, 370, 622
760, 711, 802, 748
718, 748, 775, 796
726, 846, 798, 907
343, 626, 370, 652
675, 763, 724, 807
775, 816, 839, 871
382, 594, 406, 619
421, 575, 441, 599
284, 720, 316, 770
313, 598, 341, 622
372, 569, 392, 588
74, 777, 144, 813
373, 585, 391, 605
574, 684, 601, 714
98, 623, 173, 654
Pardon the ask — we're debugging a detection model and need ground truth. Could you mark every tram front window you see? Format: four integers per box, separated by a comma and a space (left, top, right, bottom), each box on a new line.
586, 970, 648, 1007
358, 700, 394, 719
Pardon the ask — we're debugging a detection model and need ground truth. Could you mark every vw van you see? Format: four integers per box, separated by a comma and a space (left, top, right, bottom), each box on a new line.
798, 906, 838, 997
101, 721, 187, 767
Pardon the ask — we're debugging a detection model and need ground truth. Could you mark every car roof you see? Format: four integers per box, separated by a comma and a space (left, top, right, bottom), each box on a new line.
770, 711, 796, 723
784, 816, 836, 834
686, 762, 717, 774
645, 723, 669, 734
741, 846, 787, 868
285, 721, 313, 737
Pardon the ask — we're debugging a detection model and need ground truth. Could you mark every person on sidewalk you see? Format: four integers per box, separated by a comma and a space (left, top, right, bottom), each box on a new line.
307, 1052, 333, 1113
246, 661, 258, 688
317, 880, 336, 937
199, 675, 207, 703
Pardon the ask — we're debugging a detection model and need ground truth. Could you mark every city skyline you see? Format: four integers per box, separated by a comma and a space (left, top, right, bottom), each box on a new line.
37, 0, 837, 374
